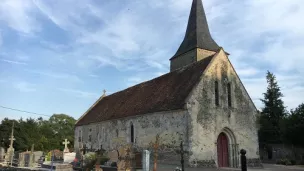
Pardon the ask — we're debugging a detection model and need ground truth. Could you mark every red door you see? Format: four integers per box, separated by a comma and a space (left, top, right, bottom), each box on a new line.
217, 133, 229, 167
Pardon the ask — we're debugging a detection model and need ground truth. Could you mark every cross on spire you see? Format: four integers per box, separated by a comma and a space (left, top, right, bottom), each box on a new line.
102, 89, 106, 98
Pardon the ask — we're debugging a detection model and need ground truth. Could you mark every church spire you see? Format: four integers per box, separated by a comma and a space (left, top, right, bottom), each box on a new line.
174, 0, 219, 58
170, 0, 221, 71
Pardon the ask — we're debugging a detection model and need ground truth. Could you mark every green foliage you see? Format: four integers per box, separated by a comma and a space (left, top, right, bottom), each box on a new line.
258, 71, 304, 149
276, 158, 292, 165
259, 71, 288, 144
83, 153, 109, 171
284, 103, 304, 146
0, 114, 76, 152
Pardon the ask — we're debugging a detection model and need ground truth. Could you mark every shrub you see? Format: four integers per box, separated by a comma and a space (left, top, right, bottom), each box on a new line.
290, 159, 296, 165
276, 158, 293, 165
100, 157, 110, 165
111, 162, 117, 167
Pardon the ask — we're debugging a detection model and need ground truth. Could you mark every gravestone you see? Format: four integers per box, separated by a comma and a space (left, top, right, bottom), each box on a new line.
63, 152, 76, 163
142, 150, 150, 171
134, 151, 142, 169
117, 146, 127, 171
0, 147, 5, 162
62, 139, 70, 153
33, 151, 43, 163
107, 150, 119, 164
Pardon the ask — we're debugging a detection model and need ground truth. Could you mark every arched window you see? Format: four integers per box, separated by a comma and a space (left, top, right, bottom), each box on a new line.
89, 128, 92, 142
131, 123, 134, 143
78, 130, 82, 142
215, 81, 219, 106
227, 83, 232, 107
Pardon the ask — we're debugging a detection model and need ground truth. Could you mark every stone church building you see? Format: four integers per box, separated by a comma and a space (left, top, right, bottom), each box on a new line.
75, 0, 260, 168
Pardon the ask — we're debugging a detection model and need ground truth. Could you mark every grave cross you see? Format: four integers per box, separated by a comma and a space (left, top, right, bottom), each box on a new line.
8, 122, 15, 148
152, 134, 160, 171
62, 139, 70, 153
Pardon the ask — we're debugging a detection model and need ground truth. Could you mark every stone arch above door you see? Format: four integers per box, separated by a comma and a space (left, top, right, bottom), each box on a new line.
216, 127, 239, 168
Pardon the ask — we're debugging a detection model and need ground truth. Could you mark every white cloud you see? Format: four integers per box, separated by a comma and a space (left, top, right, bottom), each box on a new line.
89, 74, 99, 78
0, 0, 40, 34
0, 59, 27, 65
25, 69, 82, 83
1, 0, 303, 113
243, 74, 304, 110
13, 82, 36, 92
57, 88, 99, 99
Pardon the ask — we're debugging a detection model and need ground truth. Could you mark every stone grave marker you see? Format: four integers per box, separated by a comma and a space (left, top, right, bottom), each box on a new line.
117, 146, 127, 171
107, 150, 119, 164
142, 150, 150, 171
0, 146, 5, 162
62, 139, 70, 153
63, 152, 76, 163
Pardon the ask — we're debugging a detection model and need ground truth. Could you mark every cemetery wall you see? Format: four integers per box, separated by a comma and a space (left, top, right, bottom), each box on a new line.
74, 110, 189, 164
186, 50, 260, 167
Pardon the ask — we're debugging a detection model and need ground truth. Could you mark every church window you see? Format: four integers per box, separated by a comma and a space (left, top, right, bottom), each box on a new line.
215, 81, 219, 106
78, 130, 82, 142
89, 128, 92, 142
131, 123, 134, 143
116, 129, 119, 137
227, 83, 232, 107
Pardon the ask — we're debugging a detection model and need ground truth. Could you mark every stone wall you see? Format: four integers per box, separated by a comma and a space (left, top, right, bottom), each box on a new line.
74, 110, 189, 164
170, 49, 196, 71
186, 49, 260, 167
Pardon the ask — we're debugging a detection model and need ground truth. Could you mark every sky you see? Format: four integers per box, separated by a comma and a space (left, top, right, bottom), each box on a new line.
0, 0, 304, 121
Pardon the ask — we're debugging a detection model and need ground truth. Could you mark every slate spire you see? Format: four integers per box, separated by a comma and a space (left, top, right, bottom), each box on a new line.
172, 0, 220, 59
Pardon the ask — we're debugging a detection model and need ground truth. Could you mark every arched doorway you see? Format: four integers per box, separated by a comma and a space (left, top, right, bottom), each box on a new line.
217, 133, 229, 167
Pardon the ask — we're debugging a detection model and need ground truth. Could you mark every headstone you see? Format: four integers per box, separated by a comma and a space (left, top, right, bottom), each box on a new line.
18, 151, 32, 167
63, 152, 76, 163
134, 151, 142, 169
62, 139, 70, 153
0, 147, 5, 162
33, 151, 43, 163
108, 150, 119, 163
142, 150, 150, 171
117, 146, 127, 171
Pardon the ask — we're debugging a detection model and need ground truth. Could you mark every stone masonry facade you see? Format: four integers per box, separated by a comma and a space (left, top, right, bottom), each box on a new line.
186, 49, 260, 167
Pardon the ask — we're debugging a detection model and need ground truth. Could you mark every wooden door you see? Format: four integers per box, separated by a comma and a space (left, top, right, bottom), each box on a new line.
217, 133, 229, 167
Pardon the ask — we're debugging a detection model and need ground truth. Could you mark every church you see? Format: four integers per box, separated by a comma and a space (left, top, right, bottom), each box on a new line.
74, 0, 260, 168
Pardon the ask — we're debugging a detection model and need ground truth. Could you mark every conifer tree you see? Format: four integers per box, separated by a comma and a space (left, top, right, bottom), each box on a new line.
259, 71, 287, 144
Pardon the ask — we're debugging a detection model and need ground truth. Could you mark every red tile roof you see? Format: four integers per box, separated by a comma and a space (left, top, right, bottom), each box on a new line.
76, 55, 214, 126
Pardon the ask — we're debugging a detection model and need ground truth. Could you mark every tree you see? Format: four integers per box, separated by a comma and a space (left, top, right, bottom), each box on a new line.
259, 71, 287, 144
285, 103, 304, 146
0, 114, 76, 152
48, 114, 76, 151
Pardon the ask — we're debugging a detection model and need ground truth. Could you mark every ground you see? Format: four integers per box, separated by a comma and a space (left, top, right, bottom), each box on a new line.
157, 164, 304, 171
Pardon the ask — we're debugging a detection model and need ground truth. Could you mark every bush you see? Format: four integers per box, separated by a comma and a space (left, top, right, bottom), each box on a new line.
111, 162, 117, 167
290, 159, 296, 165
100, 157, 110, 165
276, 158, 295, 165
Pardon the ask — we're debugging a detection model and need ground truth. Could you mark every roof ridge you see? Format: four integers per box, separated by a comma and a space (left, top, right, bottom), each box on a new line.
76, 54, 215, 126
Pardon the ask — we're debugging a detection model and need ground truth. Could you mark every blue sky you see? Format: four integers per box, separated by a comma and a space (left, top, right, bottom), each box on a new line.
0, 0, 304, 121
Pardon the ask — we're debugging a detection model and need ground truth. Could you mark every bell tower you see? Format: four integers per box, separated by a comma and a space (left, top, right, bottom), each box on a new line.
170, 0, 222, 71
